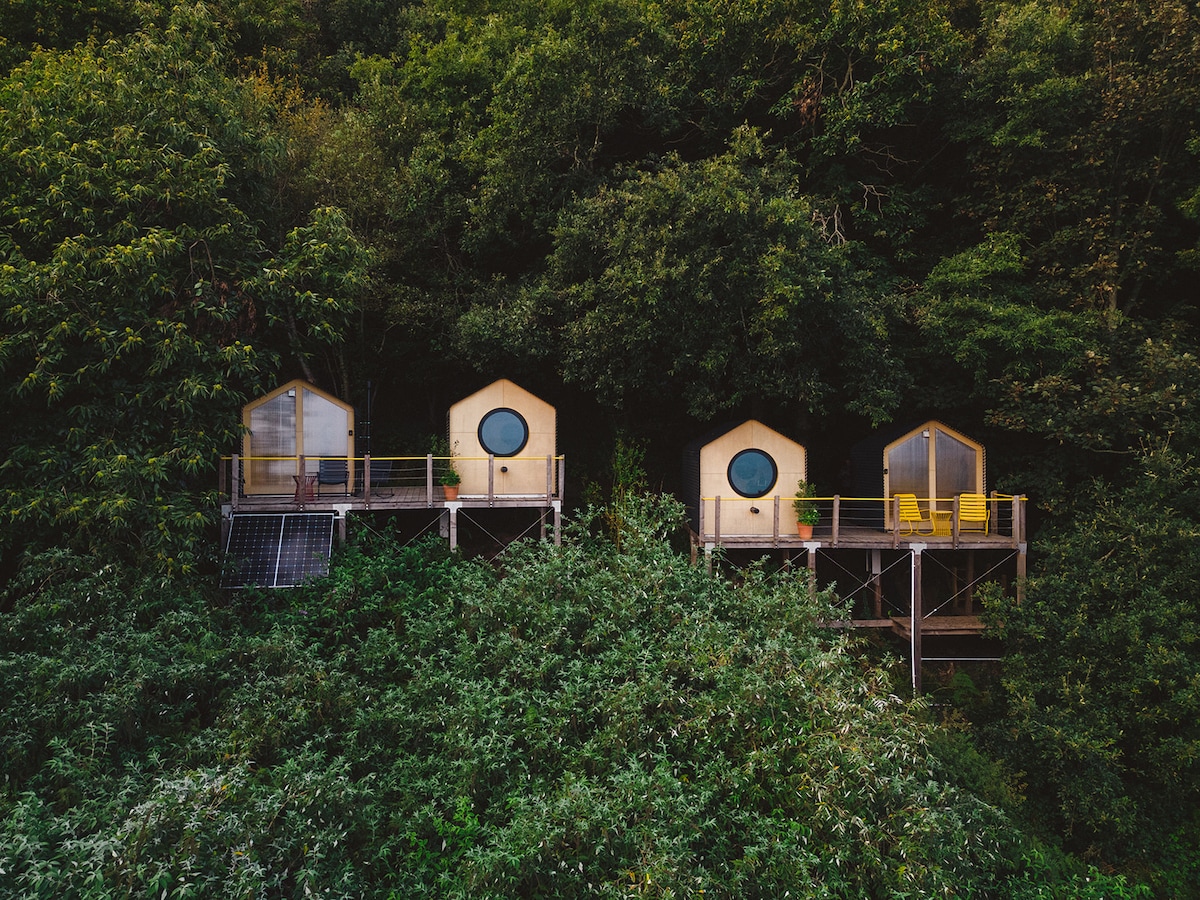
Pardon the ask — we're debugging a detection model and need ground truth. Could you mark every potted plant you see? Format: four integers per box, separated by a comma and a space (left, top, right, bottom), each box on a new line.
440, 457, 461, 500
793, 479, 819, 539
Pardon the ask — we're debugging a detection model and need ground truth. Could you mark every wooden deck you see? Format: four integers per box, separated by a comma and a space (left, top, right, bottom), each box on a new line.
229, 486, 560, 513
691, 493, 1027, 554
890, 615, 985, 639
694, 525, 1020, 553
219, 454, 565, 550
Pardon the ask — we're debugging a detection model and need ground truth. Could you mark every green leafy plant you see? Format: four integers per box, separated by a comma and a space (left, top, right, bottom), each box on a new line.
793, 479, 820, 525
439, 443, 461, 487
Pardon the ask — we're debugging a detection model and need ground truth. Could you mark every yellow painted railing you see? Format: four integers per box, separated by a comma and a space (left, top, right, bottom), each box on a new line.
697, 493, 1026, 548
219, 453, 565, 507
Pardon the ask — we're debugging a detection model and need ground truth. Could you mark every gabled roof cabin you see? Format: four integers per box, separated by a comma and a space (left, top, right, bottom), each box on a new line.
850, 420, 985, 529
448, 379, 557, 497
241, 380, 354, 495
682, 420, 807, 540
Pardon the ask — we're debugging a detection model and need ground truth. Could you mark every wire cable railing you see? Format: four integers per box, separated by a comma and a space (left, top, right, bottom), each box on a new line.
696, 493, 1026, 548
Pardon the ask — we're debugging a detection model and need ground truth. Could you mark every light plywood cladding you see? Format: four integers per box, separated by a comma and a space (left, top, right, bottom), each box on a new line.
701, 420, 806, 537
448, 379, 556, 496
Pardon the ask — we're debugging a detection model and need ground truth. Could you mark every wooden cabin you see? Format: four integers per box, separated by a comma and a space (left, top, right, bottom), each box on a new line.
683, 420, 807, 541
241, 380, 354, 495
448, 379, 558, 498
222, 377, 564, 567
850, 420, 985, 530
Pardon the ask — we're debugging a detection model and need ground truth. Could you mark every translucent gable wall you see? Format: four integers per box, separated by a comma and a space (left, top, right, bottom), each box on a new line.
883, 422, 984, 524
242, 381, 354, 494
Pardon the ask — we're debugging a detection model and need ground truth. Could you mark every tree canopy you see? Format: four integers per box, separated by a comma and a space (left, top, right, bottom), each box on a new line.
2, 0, 1200, 892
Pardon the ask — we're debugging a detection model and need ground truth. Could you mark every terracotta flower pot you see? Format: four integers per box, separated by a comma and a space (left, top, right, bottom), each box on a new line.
796, 522, 814, 539
443, 485, 459, 501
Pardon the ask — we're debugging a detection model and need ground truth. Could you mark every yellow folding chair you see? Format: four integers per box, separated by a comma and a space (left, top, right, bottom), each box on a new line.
894, 494, 933, 534
957, 493, 990, 534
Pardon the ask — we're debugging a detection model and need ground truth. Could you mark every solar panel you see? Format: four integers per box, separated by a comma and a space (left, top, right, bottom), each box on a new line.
222, 513, 335, 588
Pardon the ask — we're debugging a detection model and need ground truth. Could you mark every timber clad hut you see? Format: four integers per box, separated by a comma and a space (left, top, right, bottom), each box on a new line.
683, 420, 807, 540
241, 380, 354, 495
850, 420, 986, 530
448, 378, 558, 497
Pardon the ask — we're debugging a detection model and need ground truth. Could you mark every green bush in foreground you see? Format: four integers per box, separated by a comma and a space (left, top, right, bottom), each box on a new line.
0, 497, 1144, 897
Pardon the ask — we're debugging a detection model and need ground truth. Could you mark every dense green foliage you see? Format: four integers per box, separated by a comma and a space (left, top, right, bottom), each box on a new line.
2, 0, 1200, 892
0, 7, 369, 571
0, 501, 1145, 897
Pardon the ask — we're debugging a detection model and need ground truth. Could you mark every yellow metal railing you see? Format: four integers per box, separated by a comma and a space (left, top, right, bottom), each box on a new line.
219, 453, 565, 507
697, 493, 1026, 548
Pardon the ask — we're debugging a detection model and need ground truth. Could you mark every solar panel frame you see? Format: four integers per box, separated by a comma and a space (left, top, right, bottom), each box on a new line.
222, 513, 335, 588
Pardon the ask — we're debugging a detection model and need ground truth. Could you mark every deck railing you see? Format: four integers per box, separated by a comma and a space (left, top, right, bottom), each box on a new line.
219, 454, 565, 508
697, 493, 1026, 549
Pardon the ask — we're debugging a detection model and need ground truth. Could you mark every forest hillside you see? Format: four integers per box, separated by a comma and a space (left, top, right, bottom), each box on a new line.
2, 0, 1199, 894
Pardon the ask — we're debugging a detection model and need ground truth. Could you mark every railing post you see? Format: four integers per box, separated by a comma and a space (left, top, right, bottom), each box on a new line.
364, 452, 372, 503
832, 495, 840, 546
1016, 495, 1027, 603
488, 453, 495, 506
952, 494, 961, 548
231, 454, 240, 510
892, 496, 900, 549
219, 456, 227, 498
714, 495, 721, 546
427, 454, 434, 506
558, 456, 566, 501
546, 454, 553, 502
772, 495, 780, 546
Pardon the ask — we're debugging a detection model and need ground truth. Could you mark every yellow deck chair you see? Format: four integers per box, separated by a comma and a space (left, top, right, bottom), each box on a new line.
894, 494, 933, 534
957, 493, 990, 534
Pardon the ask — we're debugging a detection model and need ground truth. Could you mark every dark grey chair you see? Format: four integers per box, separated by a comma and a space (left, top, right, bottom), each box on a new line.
317, 459, 349, 496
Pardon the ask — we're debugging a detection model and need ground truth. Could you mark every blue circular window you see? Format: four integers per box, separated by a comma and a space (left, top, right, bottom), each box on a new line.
727, 448, 778, 498
478, 408, 529, 457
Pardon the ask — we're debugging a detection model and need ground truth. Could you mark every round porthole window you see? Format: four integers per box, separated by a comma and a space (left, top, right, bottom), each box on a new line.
478, 408, 529, 457
727, 448, 778, 498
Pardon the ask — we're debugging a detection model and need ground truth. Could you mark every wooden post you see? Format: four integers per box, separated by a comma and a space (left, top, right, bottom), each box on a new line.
448, 504, 459, 550
952, 494, 961, 549
832, 495, 840, 546
872, 549, 882, 618
546, 455, 553, 502
558, 456, 566, 501
427, 454, 434, 506
892, 496, 900, 549
219, 456, 227, 499
772, 495, 780, 546
363, 452, 372, 504
912, 547, 924, 694
1016, 495, 1027, 604
488, 454, 495, 506
553, 502, 562, 546
231, 455, 240, 511
297, 455, 307, 505
714, 496, 721, 546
